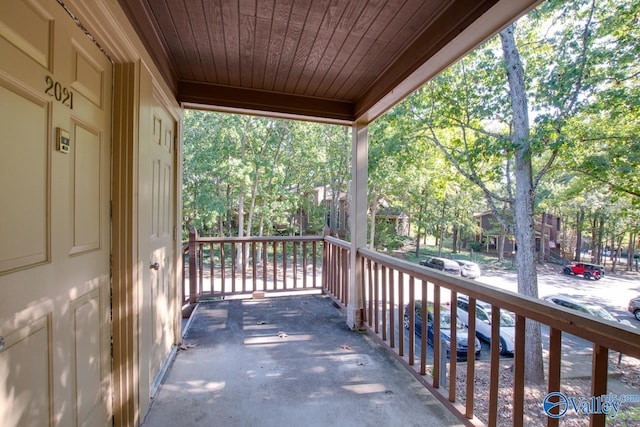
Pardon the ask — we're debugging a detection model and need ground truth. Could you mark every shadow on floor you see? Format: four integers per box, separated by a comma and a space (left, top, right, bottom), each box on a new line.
142, 294, 462, 426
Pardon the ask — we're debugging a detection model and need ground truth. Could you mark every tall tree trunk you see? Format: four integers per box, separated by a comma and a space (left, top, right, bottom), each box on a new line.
437, 200, 446, 256
415, 195, 425, 257
561, 214, 568, 259
575, 209, 584, 261
597, 215, 605, 265
217, 178, 224, 237
452, 210, 459, 253
590, 214, 598, 263
257, 216, 266, 265
612, 234, 622, 273
246, 129, 280, 266
498, 227, 506, 262
225, 184, 232, 236
607, 231, 614, 266
628, 233, 637, 271
500, 25, 544, 385
325, 127, 349, 238
539, 212, 546, 264
247, 165, 259, 237
236, 127, 248, 267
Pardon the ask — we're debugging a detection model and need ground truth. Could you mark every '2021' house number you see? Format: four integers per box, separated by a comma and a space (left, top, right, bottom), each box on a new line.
45, 75, 73, 109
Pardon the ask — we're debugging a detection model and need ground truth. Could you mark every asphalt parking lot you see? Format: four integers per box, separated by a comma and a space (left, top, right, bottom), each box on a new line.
475, 263, 640, 324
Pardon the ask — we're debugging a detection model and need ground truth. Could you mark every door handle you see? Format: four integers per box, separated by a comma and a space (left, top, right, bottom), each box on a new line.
150, 262, 160, 271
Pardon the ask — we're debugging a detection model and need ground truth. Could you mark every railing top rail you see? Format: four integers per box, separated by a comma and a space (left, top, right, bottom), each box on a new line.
358, 247, 640, 359
324, 236, 351, 250
187, 235, 325, 244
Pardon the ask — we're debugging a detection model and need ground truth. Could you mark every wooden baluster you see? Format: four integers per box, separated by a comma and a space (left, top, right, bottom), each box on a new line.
368, 259, 373, 327
282, 241, 287, 289
466, 297, 476, 418
241, 242, 246, 293
590, 344, 608, 427
389, 268, 395, 349
382, 265, 387, 342
513, 315, 526, 425
420, 280, 427, 375
546, 327, 562, 427
488, 306, 501, 426
230, 242, 236, 293
198, 242, 204, 295
262, 242, 267, 291
343, 248, 348, 304
448, 290, 457, 403
188, 227, 197, 304
408, 276, 415, 366
302, 241, 307, 288
272, 242, 277, 290
293, 242, 297, 289
251, 242, 257, 291
209, 243, 214, 296
314, 241, 319, 289
398, 274, 404, 357
433, 285, 441, 389
220, 243, 226, 295
374, 262, 380, 333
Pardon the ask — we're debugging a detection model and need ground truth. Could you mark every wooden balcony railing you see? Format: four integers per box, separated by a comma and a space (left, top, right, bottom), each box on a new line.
356, 247, 640, 427
322, 236, 350, 307
183, 227, 324, 303
183, 232, 640, 426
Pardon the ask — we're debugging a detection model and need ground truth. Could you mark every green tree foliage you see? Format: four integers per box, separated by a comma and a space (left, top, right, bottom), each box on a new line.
553, 0, 640, 199
182, 111, 237, 235
182, 110, 350, 239
369, 0, 640, 383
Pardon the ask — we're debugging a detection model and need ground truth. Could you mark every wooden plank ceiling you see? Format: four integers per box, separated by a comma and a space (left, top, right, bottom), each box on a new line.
118, 0, 539, 124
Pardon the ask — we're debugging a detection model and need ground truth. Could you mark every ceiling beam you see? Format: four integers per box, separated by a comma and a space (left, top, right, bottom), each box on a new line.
178, 81, 356, 124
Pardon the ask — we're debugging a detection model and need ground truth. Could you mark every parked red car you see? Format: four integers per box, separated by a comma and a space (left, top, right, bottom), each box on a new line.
562, 262, 604, 280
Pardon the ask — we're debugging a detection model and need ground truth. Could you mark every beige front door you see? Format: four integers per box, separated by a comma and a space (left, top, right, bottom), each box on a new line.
138, 76, 179, 404
0, 1, 112, 426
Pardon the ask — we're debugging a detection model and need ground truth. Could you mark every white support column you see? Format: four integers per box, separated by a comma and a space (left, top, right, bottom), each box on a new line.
347, 122, 368, 330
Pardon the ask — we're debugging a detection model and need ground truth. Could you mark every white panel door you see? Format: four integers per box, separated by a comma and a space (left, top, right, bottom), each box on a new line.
138, 76, 179, 405
148, 99, 177, 379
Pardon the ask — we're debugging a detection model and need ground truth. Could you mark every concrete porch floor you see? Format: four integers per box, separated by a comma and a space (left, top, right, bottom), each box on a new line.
141, 294, 462, 426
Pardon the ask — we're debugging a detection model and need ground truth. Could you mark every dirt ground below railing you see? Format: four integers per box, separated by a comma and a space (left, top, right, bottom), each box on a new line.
450, 354, 640, 426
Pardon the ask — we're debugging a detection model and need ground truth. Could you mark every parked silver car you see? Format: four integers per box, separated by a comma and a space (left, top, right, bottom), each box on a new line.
629, 296, 640, 321
543, 294, 631, 326
456, 296, 515, 355
455, 260, 481, 279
